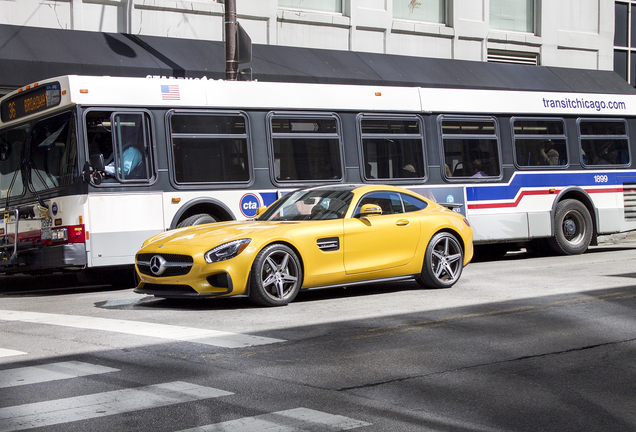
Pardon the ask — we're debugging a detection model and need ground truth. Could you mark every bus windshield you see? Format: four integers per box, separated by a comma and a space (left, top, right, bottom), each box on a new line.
0, 124, 27, 200
28, 111, 78, 191
0, 111, 78, 202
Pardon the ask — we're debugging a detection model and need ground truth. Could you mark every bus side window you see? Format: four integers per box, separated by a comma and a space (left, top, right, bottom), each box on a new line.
86, 110, 153, 183
359, 116, 425, 181
513, 119, 567, 168
169, 113, 250, 184
579, 120, 630, 166
269, 115, 343, 183
441, 118, 500, 179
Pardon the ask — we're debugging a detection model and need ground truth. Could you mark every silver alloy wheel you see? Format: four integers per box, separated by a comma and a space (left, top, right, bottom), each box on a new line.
430, 234, 463, 283
249, 244, 303, 306
260, 250, 300, 300
417, 232, 464, 289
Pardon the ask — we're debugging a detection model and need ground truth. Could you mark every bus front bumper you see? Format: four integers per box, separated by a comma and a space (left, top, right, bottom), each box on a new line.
0, 243, 87, 274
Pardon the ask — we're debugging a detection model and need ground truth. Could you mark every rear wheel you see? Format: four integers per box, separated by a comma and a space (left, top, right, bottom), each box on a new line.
417, 232, 464, 289
248, 244, 303, 307
177, 213, 217, 228
548, 199, 593, 255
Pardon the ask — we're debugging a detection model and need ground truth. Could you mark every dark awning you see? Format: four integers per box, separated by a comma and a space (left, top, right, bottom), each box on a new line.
1, 23, 634, 95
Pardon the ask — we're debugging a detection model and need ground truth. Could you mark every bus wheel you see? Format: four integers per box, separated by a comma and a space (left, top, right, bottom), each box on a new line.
177, 213, 218, 228
248, 244, 302, 307
549, 199, 593, 255
416, 232, 464, 289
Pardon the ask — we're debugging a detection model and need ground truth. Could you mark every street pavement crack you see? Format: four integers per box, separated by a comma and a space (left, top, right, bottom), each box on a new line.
336, 337, 636, 392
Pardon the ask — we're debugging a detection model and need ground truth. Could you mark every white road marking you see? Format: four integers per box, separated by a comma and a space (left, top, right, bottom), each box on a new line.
0, 310, 285, 348
177, 407, 372, 432
0, 381, 233, 432
0, 349, 26, 358
0, 361, 119, 388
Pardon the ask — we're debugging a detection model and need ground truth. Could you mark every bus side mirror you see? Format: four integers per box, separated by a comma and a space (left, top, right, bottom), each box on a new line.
90, 154, 105, 172
82, 154, 105, 185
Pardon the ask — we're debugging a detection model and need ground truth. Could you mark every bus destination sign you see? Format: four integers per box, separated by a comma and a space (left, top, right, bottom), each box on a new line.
1, 83, 62, 122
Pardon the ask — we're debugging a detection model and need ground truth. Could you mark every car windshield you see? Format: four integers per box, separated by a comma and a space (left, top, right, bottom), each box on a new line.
259, 188, 354, 221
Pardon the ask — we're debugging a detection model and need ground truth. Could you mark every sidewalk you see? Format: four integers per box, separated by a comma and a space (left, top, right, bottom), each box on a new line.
598, 230, 636, 245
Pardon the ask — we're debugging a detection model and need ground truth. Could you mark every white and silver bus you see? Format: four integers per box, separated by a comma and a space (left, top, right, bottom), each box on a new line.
1, 71, 635, 276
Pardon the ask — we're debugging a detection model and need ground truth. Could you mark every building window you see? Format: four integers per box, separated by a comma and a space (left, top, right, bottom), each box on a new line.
490, 0, 535, 33
614, 1, 636, 86
393, 0, 446, 24
279, 0, 342, 13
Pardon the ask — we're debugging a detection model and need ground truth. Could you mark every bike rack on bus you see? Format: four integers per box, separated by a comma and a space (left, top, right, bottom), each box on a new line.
1, 208, 20, 263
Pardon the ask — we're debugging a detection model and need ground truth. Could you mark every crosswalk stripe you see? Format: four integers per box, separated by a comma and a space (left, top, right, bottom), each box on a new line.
0, 381, 233, 432
0, 361, 119, 389
0, 310, 285, 348
0, 349, 26, 359
177, 407, 372, 432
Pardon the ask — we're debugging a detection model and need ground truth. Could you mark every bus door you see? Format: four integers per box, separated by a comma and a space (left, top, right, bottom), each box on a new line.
86, 192, 165, 267
84, 110, 164, 267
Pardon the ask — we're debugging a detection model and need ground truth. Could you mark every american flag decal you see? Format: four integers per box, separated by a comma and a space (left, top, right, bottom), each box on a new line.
161, 84, 180, 101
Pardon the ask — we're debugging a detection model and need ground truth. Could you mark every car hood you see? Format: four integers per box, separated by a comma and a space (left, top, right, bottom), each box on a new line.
143, 220, 302, 249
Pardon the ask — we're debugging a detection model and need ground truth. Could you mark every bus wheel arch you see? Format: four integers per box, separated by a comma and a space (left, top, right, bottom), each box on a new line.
549, 190, 596, 255
170, 198, 235, 229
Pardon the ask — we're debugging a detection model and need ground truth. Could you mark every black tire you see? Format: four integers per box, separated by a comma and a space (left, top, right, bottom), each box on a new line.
417, 232, 464, 289
548, 199, 593, 255
177, 213, 217, 228
248, 244, 303, 307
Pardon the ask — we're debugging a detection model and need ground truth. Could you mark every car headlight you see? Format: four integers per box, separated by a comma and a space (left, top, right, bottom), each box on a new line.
205, 239, 251, 263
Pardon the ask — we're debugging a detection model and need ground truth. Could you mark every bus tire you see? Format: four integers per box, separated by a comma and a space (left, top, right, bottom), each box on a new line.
416, 232, 464, 289
248, 244, 302, 307
177, 213, 217, 228
549, 199, 593, 255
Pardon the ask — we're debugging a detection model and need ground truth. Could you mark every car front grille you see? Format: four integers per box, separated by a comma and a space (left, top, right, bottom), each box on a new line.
136, 253, 193, 277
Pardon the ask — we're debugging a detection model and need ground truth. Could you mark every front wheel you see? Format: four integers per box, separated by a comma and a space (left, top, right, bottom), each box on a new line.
548, 199, 593, 255
249, 244, 303, 307
417, 232, 464, 289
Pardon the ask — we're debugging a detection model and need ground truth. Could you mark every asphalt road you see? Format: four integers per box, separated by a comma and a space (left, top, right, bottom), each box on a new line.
1, 240, 636, 432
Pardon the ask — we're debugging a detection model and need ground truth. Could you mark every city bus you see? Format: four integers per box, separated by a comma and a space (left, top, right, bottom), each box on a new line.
1, 71, 635, 277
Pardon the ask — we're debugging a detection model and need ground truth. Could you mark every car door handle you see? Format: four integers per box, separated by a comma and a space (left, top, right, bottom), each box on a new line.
396, 219, 410, 226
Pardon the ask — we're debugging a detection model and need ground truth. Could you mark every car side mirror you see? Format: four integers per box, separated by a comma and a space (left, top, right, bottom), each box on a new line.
359, 203, 382, 216
256, 206, 268, 216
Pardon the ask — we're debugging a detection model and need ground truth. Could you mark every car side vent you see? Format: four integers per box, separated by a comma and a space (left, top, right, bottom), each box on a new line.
317, 237, 340, 252
623, 183, 636, 221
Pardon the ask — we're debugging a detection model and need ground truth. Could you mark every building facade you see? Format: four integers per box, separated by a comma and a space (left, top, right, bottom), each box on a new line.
0, 0, 617, 72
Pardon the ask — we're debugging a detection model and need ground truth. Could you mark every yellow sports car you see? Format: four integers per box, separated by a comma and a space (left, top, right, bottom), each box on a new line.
134, 185, 473, 306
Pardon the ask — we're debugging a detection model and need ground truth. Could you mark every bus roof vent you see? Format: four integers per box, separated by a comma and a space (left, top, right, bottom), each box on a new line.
487, 49, 539, 66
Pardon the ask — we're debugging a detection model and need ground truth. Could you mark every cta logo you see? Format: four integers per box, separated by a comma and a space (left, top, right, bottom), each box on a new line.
240, 193, 261, 218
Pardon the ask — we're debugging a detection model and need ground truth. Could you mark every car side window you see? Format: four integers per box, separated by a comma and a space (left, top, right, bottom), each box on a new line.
401, 193, 428, 212
353, 191, 403, 216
